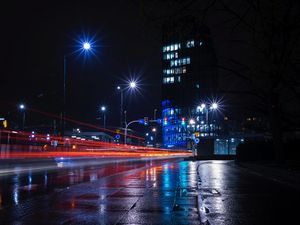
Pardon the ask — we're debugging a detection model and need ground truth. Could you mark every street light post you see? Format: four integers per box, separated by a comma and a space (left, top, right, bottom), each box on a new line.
19, 104, 26, 130
153, 109, 157, 120
62, 55, 67, 137
101, 106, 106, 128
124, 120, 140, 145
62, 41, 92, 137
198, 102, 218, 134
117, 86, 123, 127
117, 81, 137, 128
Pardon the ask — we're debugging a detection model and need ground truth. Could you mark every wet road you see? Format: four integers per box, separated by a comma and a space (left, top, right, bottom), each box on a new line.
0, 157, 200, 224
0, 159, 299, 224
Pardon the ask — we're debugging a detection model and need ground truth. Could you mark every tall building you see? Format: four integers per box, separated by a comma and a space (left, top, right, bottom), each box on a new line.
161, 16, 219, 148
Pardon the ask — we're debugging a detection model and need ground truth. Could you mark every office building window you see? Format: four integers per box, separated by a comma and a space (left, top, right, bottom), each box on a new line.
162, 43, 181, 52
170, 58, 191, 67
186, 40, 195, 48
163, 76, 181, 84
163, 66, 188, 76
163, 52, 179, 60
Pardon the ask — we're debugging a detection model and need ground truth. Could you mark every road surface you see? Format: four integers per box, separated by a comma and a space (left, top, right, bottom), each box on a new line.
0, 158, 299, 224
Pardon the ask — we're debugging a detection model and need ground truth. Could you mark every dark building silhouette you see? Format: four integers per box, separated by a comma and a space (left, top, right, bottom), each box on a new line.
161, 16, 219, 148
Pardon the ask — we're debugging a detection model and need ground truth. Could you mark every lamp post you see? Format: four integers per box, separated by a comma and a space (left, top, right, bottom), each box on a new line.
124, 119, 140, 145
19, 104, 26, 130
62, 41, 92, 137
197, 102, 218, 135
100, 106, 106, 128
117, 81, 137, 127
153, 108, 157, 120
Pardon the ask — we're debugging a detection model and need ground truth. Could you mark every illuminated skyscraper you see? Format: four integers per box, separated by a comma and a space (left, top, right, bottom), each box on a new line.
162, 16, 218, 148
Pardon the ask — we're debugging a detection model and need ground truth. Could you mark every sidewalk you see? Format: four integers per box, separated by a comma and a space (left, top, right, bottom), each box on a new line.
236, 160, 300, 190
196, 160, 300, 225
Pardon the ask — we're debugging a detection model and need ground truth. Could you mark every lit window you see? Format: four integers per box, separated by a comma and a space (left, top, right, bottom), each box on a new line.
183, 67, 187, 73
166, 46, 170, 51
199, 41, 203, 46
186, 40, 195, 48
175, 52, 178, 58
170, 45, 174, 51
163, 46, 167, 52
187, 58, 191, 64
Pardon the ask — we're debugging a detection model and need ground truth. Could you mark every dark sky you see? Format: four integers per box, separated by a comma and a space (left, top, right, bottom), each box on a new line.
0, 0, 162, 130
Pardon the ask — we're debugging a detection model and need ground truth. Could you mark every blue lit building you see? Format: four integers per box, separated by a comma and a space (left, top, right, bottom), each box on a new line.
161, 17, 218, 149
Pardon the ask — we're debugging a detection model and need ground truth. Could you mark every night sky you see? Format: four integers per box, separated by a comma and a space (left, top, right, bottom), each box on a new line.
3, 0, 299, 133
1, 1, 162, 131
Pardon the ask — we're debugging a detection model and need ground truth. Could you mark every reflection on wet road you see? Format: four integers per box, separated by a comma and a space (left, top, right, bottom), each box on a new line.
0, 158, 200, 224
1, 159, 299, 224
197, 161, 300, 225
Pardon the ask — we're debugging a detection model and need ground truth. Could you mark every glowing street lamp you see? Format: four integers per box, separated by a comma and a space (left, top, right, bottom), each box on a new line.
117, 81, 138, 127
83, 42, 91, 50
100, 105, 106, 128
130, 81, 136, 89
197, 101, 219, 131
18, 103, 26, 130
189, 119, 196, 125
62, 40, 92, 137
210, 102, 218, 110
19, 104, 25, 110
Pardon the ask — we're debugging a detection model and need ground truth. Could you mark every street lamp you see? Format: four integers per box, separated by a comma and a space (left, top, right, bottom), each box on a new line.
153, 108, 157, 120
19, 104, 25, 110
129, 81, 136, 88
18, 103, 26, 130
100, 105, 106, 128
210, 102, 218, 110
83, 42, 91, 50
62, 41, 92, 137
117, 81, 138, 127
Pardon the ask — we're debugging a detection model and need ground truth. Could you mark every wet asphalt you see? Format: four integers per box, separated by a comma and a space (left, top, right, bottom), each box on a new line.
0, 159, 299, 224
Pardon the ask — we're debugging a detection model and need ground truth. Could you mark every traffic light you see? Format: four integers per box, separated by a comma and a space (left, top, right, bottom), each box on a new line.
181, 117, 185, 125
163, 117, 168, 125
144, 117, 149, 125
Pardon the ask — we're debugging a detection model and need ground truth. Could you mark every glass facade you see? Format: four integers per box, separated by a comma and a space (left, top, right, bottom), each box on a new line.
214, 138, 244, 155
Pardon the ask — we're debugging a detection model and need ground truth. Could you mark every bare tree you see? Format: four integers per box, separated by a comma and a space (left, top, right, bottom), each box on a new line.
139, 0, 300, 161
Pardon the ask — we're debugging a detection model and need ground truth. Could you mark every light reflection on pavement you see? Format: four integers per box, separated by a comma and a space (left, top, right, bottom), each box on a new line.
0, 158, 201, 224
